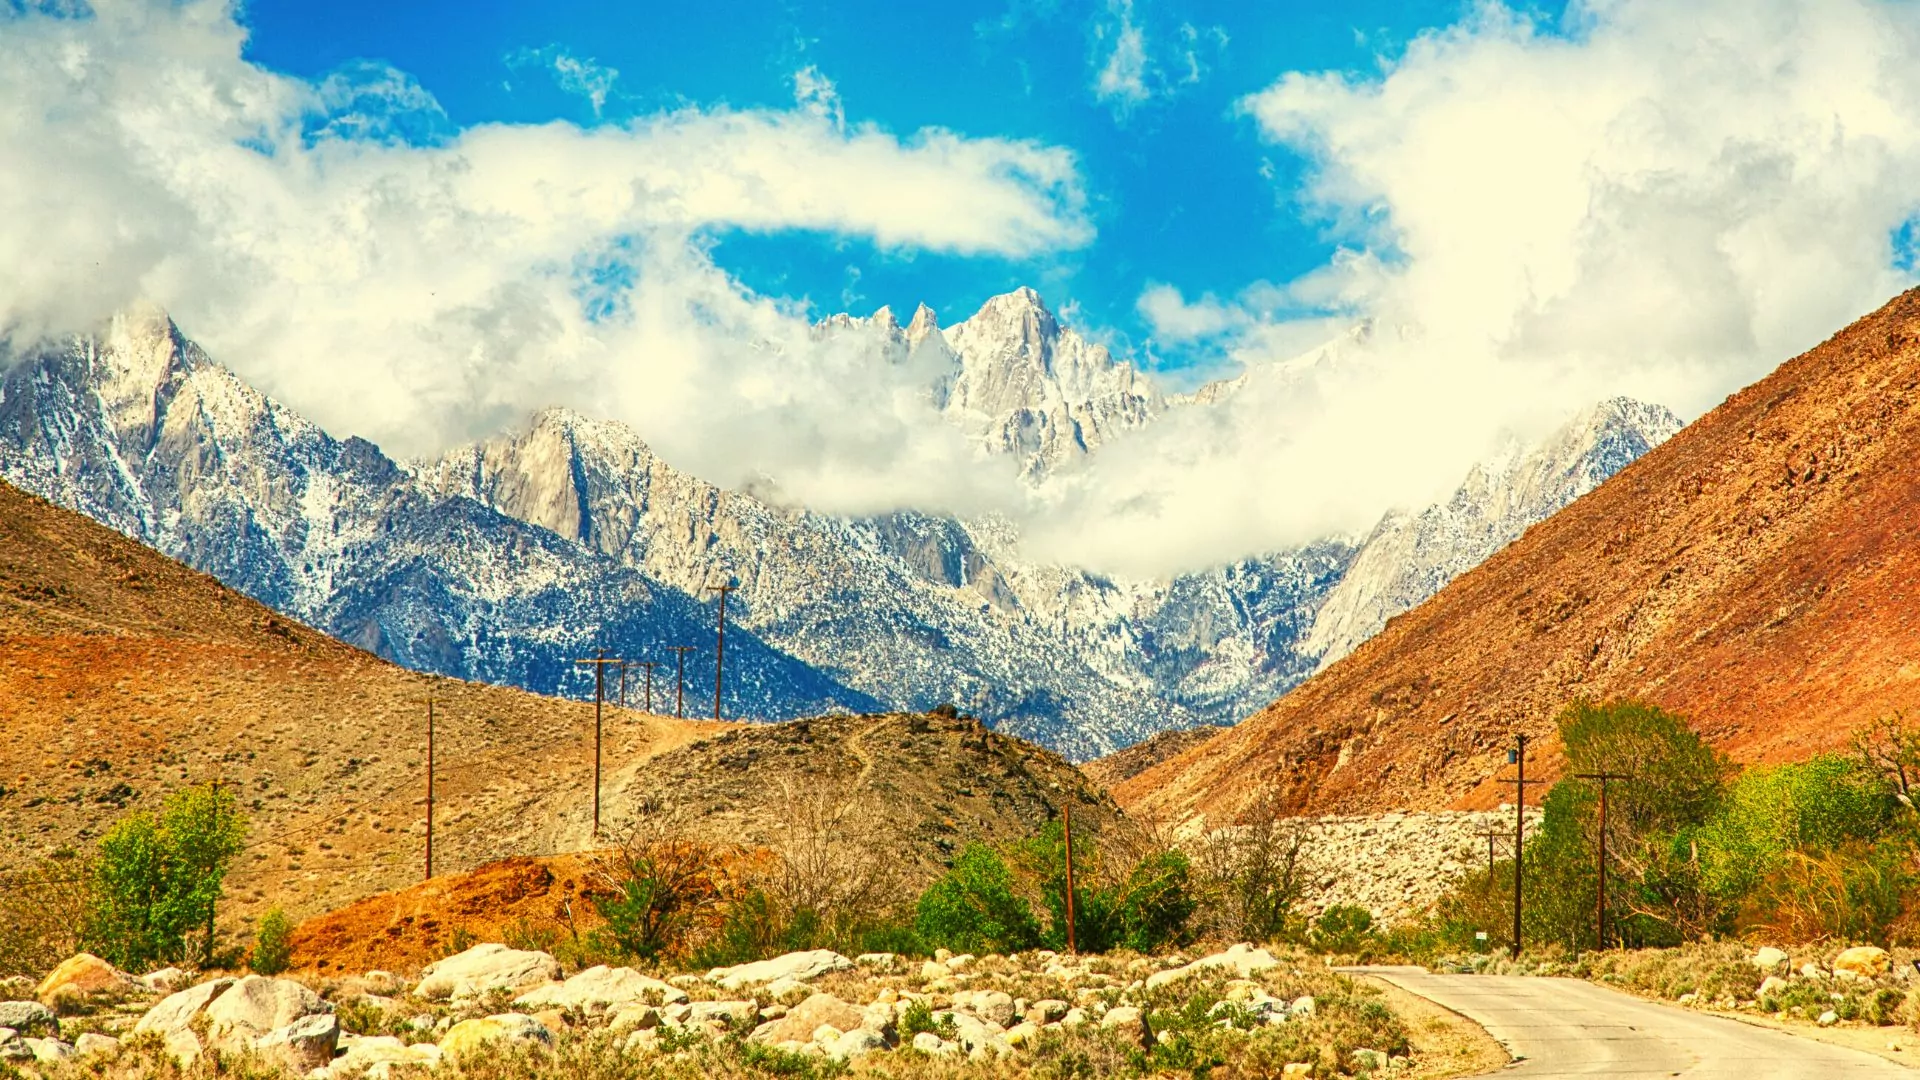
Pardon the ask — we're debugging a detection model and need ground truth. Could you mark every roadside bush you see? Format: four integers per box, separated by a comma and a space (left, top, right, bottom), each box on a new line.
251, 907, 293, 974
591, 829, 731, 963
915, 844, 1041, 955
1307, 905, 1376, 955
1189, 796, 1314, 944
84, 782, 245, 971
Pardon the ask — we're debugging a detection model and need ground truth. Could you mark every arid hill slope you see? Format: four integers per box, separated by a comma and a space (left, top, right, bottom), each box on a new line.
1120, 289, 1920, 825
0, 477, 728, 922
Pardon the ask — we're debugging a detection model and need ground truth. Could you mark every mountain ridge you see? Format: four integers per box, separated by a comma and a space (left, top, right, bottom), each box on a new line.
1116, 287, 1920, 825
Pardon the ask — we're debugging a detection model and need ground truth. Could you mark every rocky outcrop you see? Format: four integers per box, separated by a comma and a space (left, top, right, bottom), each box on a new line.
414, 944, 562, 1003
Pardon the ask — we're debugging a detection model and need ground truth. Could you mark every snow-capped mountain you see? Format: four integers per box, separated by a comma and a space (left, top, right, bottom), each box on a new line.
0, 291, 1681, 759
0, 309, 876, 718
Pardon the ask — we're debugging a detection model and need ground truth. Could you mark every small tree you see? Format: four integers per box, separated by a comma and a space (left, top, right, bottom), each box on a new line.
591, 804, 735, 963
85, 783, 245, 970
1190, 794, 1315, 943
914, 844, 1040, 954
251, 907, 294, 975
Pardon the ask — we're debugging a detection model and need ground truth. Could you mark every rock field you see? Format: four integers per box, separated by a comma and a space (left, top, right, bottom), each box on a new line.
1291, 808, 1543, 922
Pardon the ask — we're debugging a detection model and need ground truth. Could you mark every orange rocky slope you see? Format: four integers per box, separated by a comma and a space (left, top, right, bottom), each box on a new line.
1119, 288, 1920, 826
0, 477, 729, 923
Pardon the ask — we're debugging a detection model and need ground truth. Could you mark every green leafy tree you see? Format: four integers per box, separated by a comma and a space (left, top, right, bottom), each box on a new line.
1015, 821, 1122, 953
85, 783, 245, 971
1116, 849, 1197, 952
251, 907, 294, 975
914, 844, 1041, 955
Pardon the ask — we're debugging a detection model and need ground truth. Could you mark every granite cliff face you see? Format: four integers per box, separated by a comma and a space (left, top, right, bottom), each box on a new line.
0, 310, 874, 719
0, 291, 1676, 758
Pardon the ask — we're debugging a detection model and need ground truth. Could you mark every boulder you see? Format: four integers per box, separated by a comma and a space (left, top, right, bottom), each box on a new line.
750, 993, 865, 1045
970, 990, 1015, 1026
1353, 1048, 1389, 1071
24, 1037, 72, 1064
920, 961, 951, 980
251, 1012, 340, 1072
1100, 1005, 1146, 1043
0, 1032, 25, 1064
134, 977, 238, 1061
828, 1028, 887, 1060
142, 968, 191, 993
609, 1004, 661, 1033
513, 965, 688, 1013
1004, 1021, 1041, 1047
439, 1013, 555, 1057
327, 1032, 441, 1078
1757, 976, 1789, 998
204, 975, 332, 1042
0, 1002, 56, 1037
1028, 999, 1069, 1024
947, 1011, 1011, 1058
1834, 946, 1892, 979
415, 944, 561, 1003
73, 1032, 120, 1057
1144, 944, 1281, 991
1819, 1009, 1840, 1026
911, 1031, 946, 1053
1282, 1065, 1313, 1079
708, 950, 853, 991
35, 954, 138, 1005
1288, 995, 1317, 1019
687, 1000, 759, 1026
1750, 947, 1789, 971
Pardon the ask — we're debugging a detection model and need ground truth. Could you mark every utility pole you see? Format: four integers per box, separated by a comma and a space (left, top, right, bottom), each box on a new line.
573, 649, 625, 835
634, 660, 658, 713
425, 690, 435, 881
1062, 800, 1077, 955
708, 582, 736, 721
1574, 770, 1632, 951
1497, 733, 1545, 959
668, 646, 696, 719
618, 660, 629, 711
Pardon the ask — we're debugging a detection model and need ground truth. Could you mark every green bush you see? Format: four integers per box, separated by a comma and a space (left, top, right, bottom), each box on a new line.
914, 844, 1041, 955
84, 783, 245, 971
1696, 755, 1891, 903
251, 907, 293, 975
1115, 850, 1197, 953
1307, 905, 1375, 954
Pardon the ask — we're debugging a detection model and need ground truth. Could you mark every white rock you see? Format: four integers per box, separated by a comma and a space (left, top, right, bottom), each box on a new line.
0, 1003, 55, 1036
911, 1031, 945, 1053
1288, 996, 1316, 1019
1029, 999, 1069, 1024
250, 1012, 340, 1071
134, 977, 237, 1061
829, 1028, 887, 1060
205, 975, 331, 1042
708, 950, 853, 991
1144, 944, 1280, 990
1758, 976, 1789, 998
1819, 1010, 1840, 1026
513, 965, 688, 1013
142, 967, 190, 992
73, 1032, 119, 1057
687, 1000, 759, 1025
24, 1037, 72, 1063
1751, 947, 1789, 971
414, 944, 561, 1003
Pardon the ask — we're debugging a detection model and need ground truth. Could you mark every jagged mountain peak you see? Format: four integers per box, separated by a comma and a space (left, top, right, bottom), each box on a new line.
906, 302, 940, 345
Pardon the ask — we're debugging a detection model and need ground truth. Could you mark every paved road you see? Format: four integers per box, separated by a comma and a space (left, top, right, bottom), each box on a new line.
1356, 966, 1916, 1078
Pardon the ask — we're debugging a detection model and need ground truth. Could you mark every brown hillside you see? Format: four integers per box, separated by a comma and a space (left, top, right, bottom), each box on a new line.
609, 711, 1132, 881
1119, 288, 1920, 826
1082, 725, 1224, 789
0, 477, 729, 926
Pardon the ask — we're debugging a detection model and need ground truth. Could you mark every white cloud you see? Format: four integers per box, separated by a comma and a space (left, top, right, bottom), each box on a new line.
1034, 0, 1920, 573
1092, 0, 1151, 109
506, 45, 622, 118
0, 0, 1088, 517
792, 65, 845, 131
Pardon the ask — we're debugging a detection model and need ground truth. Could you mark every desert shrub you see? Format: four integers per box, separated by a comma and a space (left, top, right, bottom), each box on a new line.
251, 907, 293, 975
691, 889, 803, 969
592, 837, 730, 962
1696, 755, 1891, 903
1188, 798, 1314, 944
1307, 904, 1376, 954
915, 844, 1042, 955
0, 853, 93, 977
84, 782, 245, 970
1114, 850, 1197, 953
1749, 838, 1918, 945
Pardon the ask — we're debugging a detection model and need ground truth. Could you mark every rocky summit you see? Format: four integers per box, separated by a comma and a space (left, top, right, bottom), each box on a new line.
0, 292, 1675, 758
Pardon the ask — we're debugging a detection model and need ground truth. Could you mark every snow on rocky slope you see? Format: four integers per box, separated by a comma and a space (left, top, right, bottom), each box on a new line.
0, 309, 874, 719
0, 293, 1679, 759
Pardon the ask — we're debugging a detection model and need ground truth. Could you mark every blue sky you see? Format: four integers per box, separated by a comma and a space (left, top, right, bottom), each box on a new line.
240, 0, 1522, 376
11, 0, 1920, 572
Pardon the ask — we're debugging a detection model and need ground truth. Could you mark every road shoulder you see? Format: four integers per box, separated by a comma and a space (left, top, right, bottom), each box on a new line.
1349, 971, 1510, 1079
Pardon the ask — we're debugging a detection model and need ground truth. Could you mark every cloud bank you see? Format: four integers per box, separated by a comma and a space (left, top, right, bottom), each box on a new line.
0, 0, 1082, 515
1052, 0, 1920, 573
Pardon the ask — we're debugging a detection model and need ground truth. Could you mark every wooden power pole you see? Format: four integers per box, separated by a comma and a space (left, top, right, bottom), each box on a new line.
574, 649, 625, 835
425, 690, 435, 881
1062, 801, 1078, 955
708, 582, 736, 721
634, 660, 658, 713
1574, 770, 1632, 951
668, 646, 696, 719
1497, 733, 1545, 959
